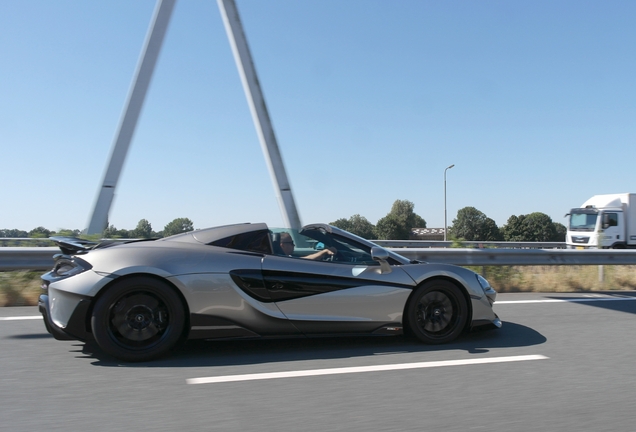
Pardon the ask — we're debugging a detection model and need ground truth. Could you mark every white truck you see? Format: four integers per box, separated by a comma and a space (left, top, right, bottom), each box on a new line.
566, 193, 636, 249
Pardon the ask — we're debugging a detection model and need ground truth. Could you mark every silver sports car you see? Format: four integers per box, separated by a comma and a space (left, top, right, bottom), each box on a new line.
39, 223, 501, 362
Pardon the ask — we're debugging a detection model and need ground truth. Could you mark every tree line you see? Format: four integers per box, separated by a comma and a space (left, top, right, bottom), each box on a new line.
0, 218, 194, 240
331, 200, 566, 242
1, 200, 566, 242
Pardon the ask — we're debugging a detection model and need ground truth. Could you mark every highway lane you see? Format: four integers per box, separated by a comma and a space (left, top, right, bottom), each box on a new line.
2, 292, 636, 431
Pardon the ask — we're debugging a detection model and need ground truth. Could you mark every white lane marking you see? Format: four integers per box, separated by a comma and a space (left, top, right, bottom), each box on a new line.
186, 354, 548, 385
497, 297, 636, 304
0, 316, 42, 321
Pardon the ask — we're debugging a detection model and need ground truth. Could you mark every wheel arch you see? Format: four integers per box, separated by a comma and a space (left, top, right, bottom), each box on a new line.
87, 273, 191, 341
402, 276, 473, 335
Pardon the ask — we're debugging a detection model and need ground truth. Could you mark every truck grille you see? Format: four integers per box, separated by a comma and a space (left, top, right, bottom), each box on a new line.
571, 236, 590, 244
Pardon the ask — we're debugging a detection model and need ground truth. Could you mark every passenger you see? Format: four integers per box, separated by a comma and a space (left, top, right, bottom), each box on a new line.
279, 232, 337, 260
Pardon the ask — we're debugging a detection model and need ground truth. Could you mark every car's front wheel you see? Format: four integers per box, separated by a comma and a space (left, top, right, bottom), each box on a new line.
407, 280, 467, 344
91, 276, 185, 362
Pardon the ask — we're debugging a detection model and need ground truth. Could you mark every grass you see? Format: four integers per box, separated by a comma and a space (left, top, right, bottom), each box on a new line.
474, 265, 636, 293
0, 271, 43, 307
2, 266, 636, 307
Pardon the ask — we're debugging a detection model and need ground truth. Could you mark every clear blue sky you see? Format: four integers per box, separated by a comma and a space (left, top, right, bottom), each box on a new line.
2, 0, 635, 233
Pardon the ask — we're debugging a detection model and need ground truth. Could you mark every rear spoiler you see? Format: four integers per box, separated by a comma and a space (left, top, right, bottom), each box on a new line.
49, 236, 158, 255
49, 237, 99, 255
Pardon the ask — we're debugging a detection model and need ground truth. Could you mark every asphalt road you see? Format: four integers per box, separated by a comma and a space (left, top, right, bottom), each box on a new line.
2, 292, 636, 431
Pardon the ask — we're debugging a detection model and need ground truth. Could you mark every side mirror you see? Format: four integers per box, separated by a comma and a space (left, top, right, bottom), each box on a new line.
371, 247, 392, 274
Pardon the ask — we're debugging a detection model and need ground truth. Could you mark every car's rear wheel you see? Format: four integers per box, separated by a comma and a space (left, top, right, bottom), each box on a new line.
91, 276, 185, 362
407, 280, 467, 344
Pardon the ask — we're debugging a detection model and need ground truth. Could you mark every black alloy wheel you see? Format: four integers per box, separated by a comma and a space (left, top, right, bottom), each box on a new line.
91, 276, 185, 362
407, 280, 467, 344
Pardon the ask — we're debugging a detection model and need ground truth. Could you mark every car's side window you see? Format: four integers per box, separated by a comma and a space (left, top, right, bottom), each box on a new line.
269, 227, 392, 265
210, 230, 271, 254
328, 234, 377, 265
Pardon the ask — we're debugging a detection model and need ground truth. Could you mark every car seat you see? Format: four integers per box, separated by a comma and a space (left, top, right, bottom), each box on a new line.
271, 232, 285, 255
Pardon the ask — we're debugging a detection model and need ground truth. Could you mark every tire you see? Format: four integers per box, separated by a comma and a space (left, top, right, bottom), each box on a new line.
91, 276, 185, 362
407, 280, 468, 344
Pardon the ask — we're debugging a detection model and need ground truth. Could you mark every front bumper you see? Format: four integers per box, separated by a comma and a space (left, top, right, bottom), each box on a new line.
469, 284, 502, 330
471, 314, 502, 330
38, 294, 93, 341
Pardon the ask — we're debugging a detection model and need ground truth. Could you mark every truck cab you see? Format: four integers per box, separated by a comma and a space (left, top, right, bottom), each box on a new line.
567, 206, 624, 249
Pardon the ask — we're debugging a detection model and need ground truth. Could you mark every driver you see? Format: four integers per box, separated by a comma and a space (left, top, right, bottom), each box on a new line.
279, 232, 337, 260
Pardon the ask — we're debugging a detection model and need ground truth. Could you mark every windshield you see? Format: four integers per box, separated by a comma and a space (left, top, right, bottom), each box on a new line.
569, 212, 598, 231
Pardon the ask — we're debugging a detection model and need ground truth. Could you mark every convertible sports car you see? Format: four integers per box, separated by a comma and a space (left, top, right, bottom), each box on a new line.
39, 223, 501, 362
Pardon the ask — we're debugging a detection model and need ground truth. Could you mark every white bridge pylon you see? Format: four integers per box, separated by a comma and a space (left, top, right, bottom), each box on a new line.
86, 0, 301, 234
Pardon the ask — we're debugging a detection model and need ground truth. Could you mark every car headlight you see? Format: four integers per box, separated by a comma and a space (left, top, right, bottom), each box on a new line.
476, 274, 491, 292
475, 273, 496, 305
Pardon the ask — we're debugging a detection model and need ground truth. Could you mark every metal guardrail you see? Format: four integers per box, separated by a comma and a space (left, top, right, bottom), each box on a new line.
390, 248, 636, 266
0, 247, 59, 271
0, 238, 56, 242
3, 238, 567, 249
2, 245, 636, 271
375, 240, 566, 249
0, 238, 56, 247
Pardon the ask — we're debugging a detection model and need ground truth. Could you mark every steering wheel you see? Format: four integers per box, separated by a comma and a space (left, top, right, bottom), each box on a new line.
324, 249, 339, 262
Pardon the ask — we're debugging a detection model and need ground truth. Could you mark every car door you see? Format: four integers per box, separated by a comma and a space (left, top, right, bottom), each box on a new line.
261, 254, 415, 334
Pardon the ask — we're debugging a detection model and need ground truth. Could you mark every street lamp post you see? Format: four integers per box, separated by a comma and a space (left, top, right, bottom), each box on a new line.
444, 164, 455, 241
